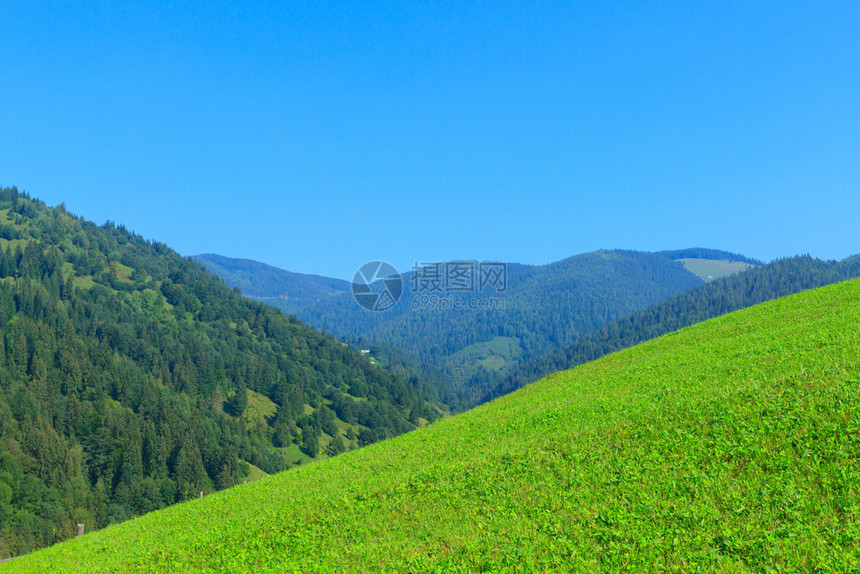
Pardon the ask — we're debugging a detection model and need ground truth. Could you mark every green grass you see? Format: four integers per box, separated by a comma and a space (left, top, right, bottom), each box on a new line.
60, 261, 75, 280
0, 238, 31, 252
284, 442, 312, 465
6, 279, 860, 572
448, 336, 523, 378
0, 208, 23, 227
72, 276, 96, 291
111, 262, 135, 284
241, 462, 268, 484
680, 258, 754, 281
242, 389, 277, 423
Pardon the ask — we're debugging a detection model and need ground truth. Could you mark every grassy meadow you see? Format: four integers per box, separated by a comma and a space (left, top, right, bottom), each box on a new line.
679, 258, 755, 281
5, 279, 860, 573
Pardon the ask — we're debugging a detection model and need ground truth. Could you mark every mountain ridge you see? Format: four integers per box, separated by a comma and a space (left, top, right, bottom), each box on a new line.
192, 253, 351, 315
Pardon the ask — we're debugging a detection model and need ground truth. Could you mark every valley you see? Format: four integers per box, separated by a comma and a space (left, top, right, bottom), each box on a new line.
199, 249, 767, 406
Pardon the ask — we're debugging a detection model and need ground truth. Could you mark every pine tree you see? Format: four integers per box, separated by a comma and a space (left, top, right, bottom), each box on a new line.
226, 381, 248, 417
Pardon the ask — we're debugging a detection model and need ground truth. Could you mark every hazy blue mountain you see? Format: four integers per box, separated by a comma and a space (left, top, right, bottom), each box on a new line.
193, 253, 350, 314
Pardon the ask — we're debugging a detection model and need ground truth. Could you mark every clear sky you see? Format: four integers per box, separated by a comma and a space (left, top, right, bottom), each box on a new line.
2, 1, 858, 279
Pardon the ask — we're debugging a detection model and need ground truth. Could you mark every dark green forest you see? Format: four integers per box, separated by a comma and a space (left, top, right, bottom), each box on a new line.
478, 253, 860, 403
0, 188, 440, 557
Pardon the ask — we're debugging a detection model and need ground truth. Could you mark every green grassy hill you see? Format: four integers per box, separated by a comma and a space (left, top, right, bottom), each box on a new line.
6, 279, 860, 572
658, 248, 760, 281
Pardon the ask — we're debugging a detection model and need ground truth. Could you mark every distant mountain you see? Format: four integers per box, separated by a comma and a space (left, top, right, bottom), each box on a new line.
201, 249, 777, 407
0, 187, 439, 557
193, 254, 350, 314
481, 253, 860, 403
203, 250, 711, 403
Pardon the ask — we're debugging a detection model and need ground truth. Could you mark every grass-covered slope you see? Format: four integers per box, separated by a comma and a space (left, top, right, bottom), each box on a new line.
7, 279, 860, 572
677, 258, 754, 281
656, 248, 761, 281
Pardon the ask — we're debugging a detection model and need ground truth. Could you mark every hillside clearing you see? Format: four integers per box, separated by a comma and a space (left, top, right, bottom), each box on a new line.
679, 258, 754, 281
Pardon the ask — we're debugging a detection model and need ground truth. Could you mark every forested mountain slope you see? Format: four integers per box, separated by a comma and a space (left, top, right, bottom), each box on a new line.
192, 254, 349, 315
481, 253, 860, 403
8, 279, 860, 572
0, 187, 438, 557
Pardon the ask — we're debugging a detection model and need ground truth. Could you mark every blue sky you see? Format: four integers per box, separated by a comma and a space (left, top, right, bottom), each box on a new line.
2, 1, 858, 279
